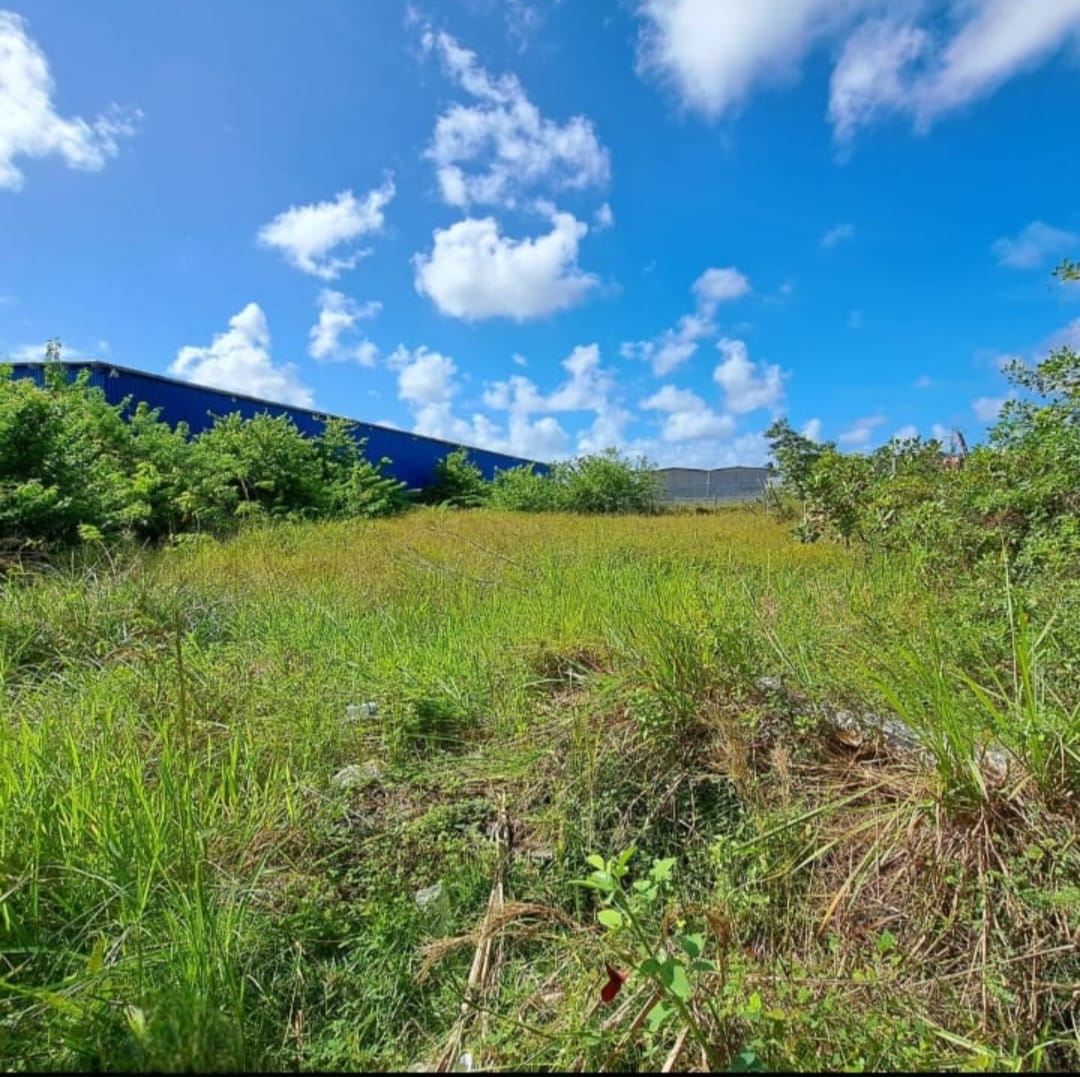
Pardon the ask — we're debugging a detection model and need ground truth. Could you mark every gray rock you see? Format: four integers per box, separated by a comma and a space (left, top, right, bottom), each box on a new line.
415, 881, 444, 910
331, 760, 383, 790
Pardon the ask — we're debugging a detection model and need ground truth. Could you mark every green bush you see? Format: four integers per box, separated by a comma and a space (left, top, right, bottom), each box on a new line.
488, 464, 560, 511
766, 256, 1080, 585
0, 364, 409, 547
419, 448, 489, 508
553, 449, 661, 514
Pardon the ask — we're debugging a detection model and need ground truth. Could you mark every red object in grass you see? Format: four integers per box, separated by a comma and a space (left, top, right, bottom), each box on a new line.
601, 963, 628, 1003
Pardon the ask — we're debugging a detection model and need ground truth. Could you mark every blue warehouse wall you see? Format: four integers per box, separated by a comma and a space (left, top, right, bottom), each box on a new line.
8, 362, 548, 489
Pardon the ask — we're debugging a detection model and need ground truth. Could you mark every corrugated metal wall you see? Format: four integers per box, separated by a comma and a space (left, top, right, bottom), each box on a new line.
8, 362, 546, 489
654, 466, 774, 502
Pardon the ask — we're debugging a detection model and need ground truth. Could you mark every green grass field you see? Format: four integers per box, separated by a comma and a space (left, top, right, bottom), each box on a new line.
2, 509, 1078, 1071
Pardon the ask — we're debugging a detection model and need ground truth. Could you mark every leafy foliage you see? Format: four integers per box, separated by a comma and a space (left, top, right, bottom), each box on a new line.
419, 448, 490, 508
766, 261, 1080, 582
0, 364, 408, 546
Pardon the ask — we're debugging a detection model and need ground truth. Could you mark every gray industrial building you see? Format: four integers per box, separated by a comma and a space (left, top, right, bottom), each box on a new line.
653, 465, 776, 503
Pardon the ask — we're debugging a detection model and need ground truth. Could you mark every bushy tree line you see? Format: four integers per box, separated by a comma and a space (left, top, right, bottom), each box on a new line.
0, 364, 659, 548
764, 261, 1080, 579
420, 446, 660, 514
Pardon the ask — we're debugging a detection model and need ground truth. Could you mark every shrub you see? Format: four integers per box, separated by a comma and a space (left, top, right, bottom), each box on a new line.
552, 449, 660, 515
419, 448, 490, 508
488, 464, 560, 512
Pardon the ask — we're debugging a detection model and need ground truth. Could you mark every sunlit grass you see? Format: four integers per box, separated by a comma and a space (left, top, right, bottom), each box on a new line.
1, 509, 1077, 1071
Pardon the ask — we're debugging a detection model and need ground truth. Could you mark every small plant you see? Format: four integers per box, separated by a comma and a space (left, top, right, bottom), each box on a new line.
577, 848, 724, 1070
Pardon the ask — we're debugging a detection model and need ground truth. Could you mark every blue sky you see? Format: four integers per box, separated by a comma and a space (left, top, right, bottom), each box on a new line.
1, 0, 1078, 466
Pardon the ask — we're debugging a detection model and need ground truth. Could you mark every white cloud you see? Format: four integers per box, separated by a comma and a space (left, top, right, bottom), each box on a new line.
577, 405, 633, 454
389, 345, 459, 405
0, 11, 140, 191
641, 383, 735, 441
634, 1, 1080, 145
257, 180, 395, 279
693, 266, 752, 308
413, 210, 597, 320
4, 341, 98, 362
480, 342, 623, 457
802, 417, 823, 441
838, 413, 886, 446
931, 422, 953, 443
828, 19, 929, 144
821, 222, 856, 247
170, 303, 314, 407
422, 29, 609, 208
635, 0, 857, 119
972, 395, 1008, 422
993, 220, 1079, 269
628, 430, 770, 468
892, 423, 919, 440
622, 265, 751, 375
593, 202, 615, 230
308, 289, 381, 364
830, 2, 1080, 143
913, 374, 934, 389
512, 352, 528, 367
713, 338, 786, 414
1047, 317, 1080, 352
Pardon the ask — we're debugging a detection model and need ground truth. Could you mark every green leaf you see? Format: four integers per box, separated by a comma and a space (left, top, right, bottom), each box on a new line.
638, 957, 662, 977
585, 854, 606, 871
727, 1046, 766, 1072
645, 999, 672, 1033
690, 958, 717, 973
86, 936, 105, 976
659, 957, 691, 1001
597, 908, 624, 930
676, 932, 704, 958
649, 857, 676, 884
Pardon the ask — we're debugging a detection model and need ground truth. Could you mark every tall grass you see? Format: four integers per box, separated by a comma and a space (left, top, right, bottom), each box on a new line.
1, 509, 1077, 1070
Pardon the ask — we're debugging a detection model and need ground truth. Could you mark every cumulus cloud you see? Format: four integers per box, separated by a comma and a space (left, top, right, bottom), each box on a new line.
634, 1, 1080, 145
622, 265, 751, 375
308, 289, 380, 364
421, 28, 609, 208
837, 413, 886, 447
713, 338, 786, 414
892, 423, 919, 440
993, 220, 1079, 269
802, 417, 823, 441
635, 0, 855, 119
0, 11, 140, 191
387, 342, 569, 459
413, 210, 597, 320
913, 374, 934, 389
821, 222, 856, 248
388, 345, 460, 406
257, 180, 395, 279
641, 383, 736, 441
170, 303, 314, 407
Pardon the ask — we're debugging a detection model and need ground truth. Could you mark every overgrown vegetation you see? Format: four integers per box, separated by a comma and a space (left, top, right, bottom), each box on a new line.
764, 258, 1080, 583
3, 261, 1079, 1070
1, 508, 1078, 1071
0, 361, 659, 551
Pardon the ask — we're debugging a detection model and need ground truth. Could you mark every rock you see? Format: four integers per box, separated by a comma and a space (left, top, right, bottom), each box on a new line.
331, 760, 383, 790
415, 881, 444, 910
